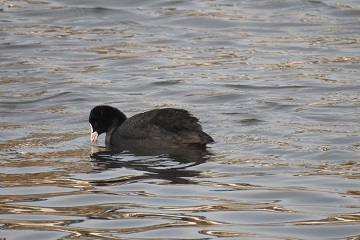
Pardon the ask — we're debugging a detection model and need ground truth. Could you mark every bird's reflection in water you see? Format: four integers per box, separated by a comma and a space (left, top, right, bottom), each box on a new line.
90, 145, 212, 185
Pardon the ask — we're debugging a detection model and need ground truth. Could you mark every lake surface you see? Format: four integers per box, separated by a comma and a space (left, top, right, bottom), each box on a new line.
1, 0, 360, 239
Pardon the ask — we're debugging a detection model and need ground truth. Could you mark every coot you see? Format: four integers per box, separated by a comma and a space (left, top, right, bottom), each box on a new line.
89, 105, 214, 150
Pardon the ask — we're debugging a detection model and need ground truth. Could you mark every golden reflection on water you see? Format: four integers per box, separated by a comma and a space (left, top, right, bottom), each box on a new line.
199, 229, 260, 238
295, 213, 360, 225
1, 134, 359, 239
0, 132, 85, 151
0, 205, 226, 238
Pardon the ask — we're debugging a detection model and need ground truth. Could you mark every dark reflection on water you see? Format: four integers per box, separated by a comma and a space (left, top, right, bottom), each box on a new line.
90, 147, 210, 185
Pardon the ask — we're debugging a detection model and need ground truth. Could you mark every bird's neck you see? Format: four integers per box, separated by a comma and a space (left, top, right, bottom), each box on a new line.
105, 117, 124, 147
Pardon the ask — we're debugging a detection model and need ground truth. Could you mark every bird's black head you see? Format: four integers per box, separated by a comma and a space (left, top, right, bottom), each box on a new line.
89, 105, 127, 143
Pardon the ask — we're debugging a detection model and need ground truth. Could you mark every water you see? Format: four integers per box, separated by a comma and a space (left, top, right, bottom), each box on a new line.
1, 0, 360, 239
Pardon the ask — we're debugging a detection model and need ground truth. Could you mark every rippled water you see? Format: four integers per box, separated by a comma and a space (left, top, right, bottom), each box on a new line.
1, 0, 360, 239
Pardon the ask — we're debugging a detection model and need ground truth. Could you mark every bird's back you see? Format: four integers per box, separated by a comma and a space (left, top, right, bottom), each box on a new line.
110, 108, 213, 149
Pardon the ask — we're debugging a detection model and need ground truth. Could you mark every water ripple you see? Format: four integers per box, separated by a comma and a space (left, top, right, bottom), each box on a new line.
1, 0, 360, 239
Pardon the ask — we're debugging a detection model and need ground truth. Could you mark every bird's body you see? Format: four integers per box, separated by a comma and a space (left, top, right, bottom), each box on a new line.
89, 105, 214, 151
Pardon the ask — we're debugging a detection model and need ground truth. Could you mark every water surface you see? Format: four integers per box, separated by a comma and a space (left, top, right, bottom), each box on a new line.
1, 0, 360, 239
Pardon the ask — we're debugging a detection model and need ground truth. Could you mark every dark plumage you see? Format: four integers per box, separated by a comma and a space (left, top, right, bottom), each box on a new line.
89, 105, 214, 150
